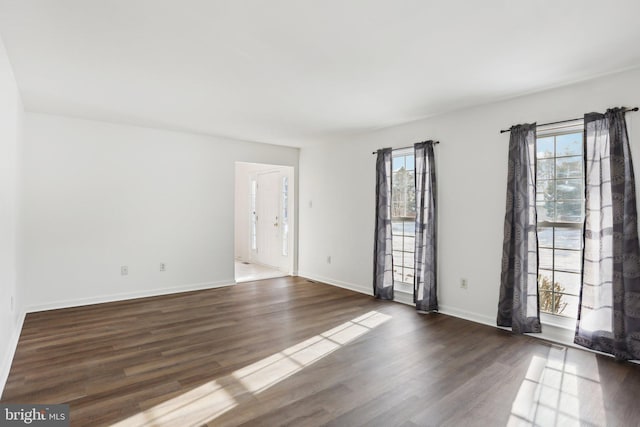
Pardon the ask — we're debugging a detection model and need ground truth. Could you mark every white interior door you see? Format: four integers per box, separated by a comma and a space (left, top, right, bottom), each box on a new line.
256, 171, 281, 269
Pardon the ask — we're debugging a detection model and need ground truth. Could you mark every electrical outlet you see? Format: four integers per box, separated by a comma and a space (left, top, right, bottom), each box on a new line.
121, 265, 129, 276
160, 262, 166, 272
327, 255, 331, 264
460, 278, 468, 289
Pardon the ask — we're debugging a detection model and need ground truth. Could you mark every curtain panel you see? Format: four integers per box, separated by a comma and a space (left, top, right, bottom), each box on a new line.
373, 148, 394, 300
497, 123, 542, 333
576, 108, 640, 360
414, 141, 438, 312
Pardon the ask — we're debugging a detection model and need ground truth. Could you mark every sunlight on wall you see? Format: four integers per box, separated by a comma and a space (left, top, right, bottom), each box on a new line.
111, 310, 392, 427
508, 345, 605, 426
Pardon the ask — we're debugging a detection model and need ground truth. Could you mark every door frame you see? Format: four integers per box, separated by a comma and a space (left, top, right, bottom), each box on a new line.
234, 162, 295, 277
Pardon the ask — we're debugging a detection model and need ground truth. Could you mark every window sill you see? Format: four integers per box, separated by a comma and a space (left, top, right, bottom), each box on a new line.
393, 288, 413, 306
540, 312, 575, 331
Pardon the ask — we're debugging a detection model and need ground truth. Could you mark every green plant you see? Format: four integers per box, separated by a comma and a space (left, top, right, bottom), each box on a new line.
538, 275, 568, 315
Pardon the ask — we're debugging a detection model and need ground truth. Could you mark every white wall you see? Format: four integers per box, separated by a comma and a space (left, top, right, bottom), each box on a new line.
235, 162, 253, 263
298, 67, 640, 331
22, 113, 298, 310
0, 35, 24, 395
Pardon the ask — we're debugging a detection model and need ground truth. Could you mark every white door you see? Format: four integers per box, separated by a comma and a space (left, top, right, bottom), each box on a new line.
256, 171, 281, 268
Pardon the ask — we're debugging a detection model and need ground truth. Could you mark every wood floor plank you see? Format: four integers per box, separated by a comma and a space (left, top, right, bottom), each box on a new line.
2, 276, 640, 426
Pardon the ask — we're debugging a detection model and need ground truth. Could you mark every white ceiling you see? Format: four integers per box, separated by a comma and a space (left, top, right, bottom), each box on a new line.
1, 1, 640, 147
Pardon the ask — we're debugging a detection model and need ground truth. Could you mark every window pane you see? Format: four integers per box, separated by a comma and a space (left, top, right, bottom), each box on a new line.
537, 201, 554, 222
554, 228, 581, 250
539, 290, 555, 314
402, 254, 413, 268
282, 176, 289, 256
539, 269, 553, 283
555, 271, 580, 295
392, 221, 404, 235
542, 290, 567, 315
537, 159, 554, 180
537, 137, 554, 158
538, 227, 553, 248
392, 251, 403, 265
554, 249, 581, 273
392, 238, 403, 251
403, 268, 414, 284
539, 248, 553, 269
406, 171, 416, 218
554, 294, 578, 318
404, 236, 415, 252
403, 220, 416, 236
537, 180, 555, 203
556, 156, 582, 178
556, 133, 582, 156
393, 270, 403, 284
392, 156, 404, 172
392, 169, 415, 218
556, 179, 583, 200
538, 270, 554, 314
555, 200, 583, 223
251, 180, 257, 250
406, 155, 415, 171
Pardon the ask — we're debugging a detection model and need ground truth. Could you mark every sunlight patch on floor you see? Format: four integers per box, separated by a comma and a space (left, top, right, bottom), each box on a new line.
112, 380, 238, 427
232, 310, 389, 394
508, 345, 605, 427
111, 310, 392, 426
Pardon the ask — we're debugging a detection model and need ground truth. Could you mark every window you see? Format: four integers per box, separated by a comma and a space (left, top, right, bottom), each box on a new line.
281, 176, 289, 256
536, 128, 584, 318
250, 179, 257, 251
391, 149, 416, 292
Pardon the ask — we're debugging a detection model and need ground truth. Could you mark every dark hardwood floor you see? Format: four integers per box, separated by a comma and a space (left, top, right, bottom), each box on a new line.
2, 276, 640, 426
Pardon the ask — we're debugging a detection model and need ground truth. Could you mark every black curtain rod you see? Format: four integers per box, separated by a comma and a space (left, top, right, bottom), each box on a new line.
371, 140, 439, 155
499, 107, 639, 134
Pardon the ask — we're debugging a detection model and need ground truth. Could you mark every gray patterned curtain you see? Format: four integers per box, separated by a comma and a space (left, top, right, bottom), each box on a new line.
414, 141, 438, 312
497, 124, 541, 333
374, 148, 394, 300
576, 108, 640, 360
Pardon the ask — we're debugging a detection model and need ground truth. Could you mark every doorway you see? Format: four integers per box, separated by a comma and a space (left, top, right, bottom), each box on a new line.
234, 162, 294, 282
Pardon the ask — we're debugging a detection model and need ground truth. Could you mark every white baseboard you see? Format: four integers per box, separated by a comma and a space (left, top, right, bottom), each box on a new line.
0, 308, 26, 399
294, 275, 588, 346
297, 272, 373, 296
25, 279, 236, 313
297, 273, 499, 327
437, 304, 496, 328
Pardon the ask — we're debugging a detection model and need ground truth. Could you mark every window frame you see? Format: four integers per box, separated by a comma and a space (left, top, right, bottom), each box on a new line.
250, 178, 258, 252
391, 148, 416, 292
281, 175, 289, 256
535, 122, 584, 320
